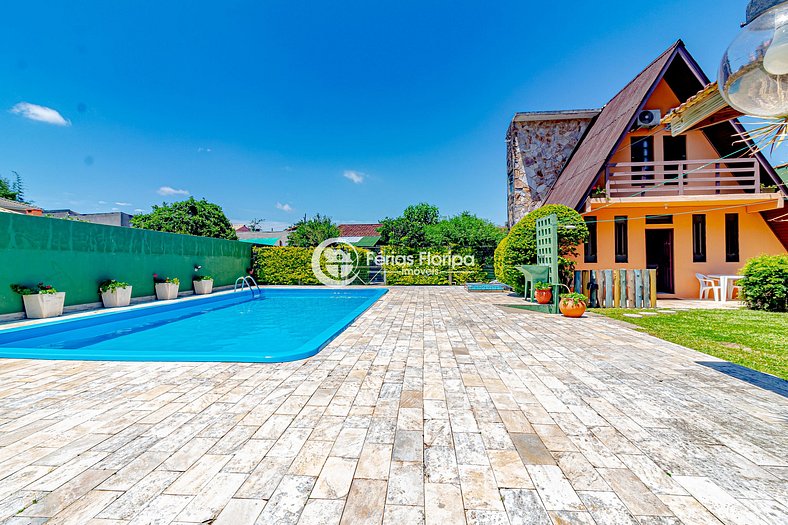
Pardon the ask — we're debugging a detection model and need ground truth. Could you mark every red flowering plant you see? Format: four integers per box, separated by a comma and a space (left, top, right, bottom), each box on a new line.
10, 282, 58, 295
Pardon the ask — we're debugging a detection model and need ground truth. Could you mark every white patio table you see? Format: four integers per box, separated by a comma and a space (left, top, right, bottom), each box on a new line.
709, 274, 743, 302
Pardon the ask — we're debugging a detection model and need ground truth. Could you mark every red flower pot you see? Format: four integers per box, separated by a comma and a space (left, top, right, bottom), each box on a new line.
559, 299, 587, 318
534, 289, 552, 304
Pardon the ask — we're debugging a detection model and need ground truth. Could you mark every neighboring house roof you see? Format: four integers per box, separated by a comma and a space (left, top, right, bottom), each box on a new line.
353, 236, 381, 247
543, 40, 785, 208
773, 163, 788, 185
0, 197, 42, 214
544, 41, 682, 209
238, 237, 279, 246
338, 223, 382, 237
235, 224, 251, 232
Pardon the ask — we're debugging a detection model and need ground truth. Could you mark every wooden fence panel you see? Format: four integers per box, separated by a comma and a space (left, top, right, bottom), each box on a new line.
575, 268, 656, 309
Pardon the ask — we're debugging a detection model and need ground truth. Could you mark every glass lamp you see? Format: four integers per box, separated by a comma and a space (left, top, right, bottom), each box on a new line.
719, 0, 788, 117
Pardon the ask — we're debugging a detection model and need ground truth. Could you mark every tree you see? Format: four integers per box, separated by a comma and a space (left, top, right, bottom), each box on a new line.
496, 204, 589, 294
0, 171, 24, 202
287, 214, 340, 247
246, 218, 265, 232
424, 211, 505, 264
378, 203, 440, 247
131, 197, 237, 240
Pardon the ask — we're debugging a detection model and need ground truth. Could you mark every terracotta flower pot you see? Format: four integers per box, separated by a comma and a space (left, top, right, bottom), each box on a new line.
559, 299, 587, 318
534, 289, 552, 304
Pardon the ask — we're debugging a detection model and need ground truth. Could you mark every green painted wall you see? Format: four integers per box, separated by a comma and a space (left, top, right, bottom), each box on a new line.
0, 213, 252, 315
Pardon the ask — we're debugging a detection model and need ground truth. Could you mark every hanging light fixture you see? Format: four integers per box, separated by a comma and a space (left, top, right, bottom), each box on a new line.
719, 0, 788, 117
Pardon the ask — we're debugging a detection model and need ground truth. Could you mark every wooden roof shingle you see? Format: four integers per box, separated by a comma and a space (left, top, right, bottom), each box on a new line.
543, 41, 683, 209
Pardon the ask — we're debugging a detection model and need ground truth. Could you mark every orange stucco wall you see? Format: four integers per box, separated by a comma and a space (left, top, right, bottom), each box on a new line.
574, 78, 786, 299
574, 206, 785, 298
607, 79, 741, 188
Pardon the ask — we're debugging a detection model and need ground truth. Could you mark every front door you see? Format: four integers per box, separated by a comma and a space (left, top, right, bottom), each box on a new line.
645, 229, 674, 293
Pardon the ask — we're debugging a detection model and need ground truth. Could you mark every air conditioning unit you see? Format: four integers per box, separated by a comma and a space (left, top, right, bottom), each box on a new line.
636, 109, 661, 128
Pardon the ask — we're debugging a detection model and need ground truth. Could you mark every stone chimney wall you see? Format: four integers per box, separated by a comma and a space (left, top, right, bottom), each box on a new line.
506, 117, 594, 227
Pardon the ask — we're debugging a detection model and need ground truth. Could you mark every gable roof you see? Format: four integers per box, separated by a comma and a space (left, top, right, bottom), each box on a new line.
544, 41, 683, 209
543, 40, 785, 208
338, 223, 382, 237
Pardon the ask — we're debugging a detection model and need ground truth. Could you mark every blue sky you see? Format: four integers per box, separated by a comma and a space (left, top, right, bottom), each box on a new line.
0, 1, 776, 228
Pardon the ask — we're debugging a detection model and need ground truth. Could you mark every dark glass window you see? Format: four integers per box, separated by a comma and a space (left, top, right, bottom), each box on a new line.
663, 135, 687, 185
508, 174, 514, 194
645, 215, 673, 224
631, 136, 654, 181
584, 217, 597, 263
692, 214, 706, 262
615, 216, 628, 263
725, 213, 739, 262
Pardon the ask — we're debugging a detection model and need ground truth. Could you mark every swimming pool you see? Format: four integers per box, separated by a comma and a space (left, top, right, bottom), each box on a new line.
0, 288, 387, 363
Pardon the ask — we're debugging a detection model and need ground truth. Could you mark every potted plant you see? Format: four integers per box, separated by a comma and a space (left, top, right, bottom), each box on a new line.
99, 279, 132, 308
193, 275, 214, 295
559, 292, 588, 318
533, 281, 553, 304
153, 274, 180, 300
10, 282, 66, 319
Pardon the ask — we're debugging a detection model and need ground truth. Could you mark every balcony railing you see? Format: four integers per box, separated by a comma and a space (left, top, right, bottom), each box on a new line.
604, 158, 760, 198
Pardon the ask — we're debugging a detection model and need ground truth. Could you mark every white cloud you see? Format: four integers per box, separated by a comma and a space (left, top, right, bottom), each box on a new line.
134, 208, 145, 212
10, 102, 70, 126
157, 186, 190, 196
197, 147, 212, 153
343, 170, 365, 184
114, 201, 131, 206
276, 202, 293, 212
98, 200, 107, 205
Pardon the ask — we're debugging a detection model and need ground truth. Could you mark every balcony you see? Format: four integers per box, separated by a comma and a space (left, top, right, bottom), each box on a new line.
603, 158, 761, 198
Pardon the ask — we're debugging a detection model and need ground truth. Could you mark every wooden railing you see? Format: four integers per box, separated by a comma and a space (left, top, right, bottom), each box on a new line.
604, 158, 760, 198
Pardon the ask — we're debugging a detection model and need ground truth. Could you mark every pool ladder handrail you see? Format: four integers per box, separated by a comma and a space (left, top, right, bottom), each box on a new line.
234, 275, 261, 298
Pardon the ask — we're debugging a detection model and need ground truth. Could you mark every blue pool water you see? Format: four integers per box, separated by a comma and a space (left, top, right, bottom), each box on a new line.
0, 288, 387, 362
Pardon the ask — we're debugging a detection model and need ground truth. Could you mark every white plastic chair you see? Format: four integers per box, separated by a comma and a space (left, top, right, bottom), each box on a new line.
695, 273, 721, 301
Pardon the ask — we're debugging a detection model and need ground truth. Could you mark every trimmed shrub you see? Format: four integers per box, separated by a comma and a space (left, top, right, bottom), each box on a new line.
253, 247, 318, 285
380, 246, 487, 285
740, 254, 788, 312
493, 234, 508, 283
253, 246, 370, 285
497, 204, 588, 295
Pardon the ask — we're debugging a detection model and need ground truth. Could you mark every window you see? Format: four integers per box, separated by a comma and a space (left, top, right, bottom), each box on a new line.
692, 214, 706, 262
645, 214, 673, 224
615, 216, 628, 263
631, 136, 654, 181
508, 173, 514, 194
725, 213, 739, 262
584, 217, 597, 263
663, 135, 687, 186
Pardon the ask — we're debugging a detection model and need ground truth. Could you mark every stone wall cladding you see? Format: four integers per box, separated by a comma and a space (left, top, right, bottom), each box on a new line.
506, 117, 594, 227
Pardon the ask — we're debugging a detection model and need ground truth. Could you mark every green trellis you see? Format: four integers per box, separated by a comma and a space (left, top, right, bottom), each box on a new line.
535, 214, 559, 314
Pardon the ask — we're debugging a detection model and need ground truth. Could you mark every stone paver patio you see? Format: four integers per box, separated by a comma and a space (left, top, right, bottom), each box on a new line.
0, 286, 786, 524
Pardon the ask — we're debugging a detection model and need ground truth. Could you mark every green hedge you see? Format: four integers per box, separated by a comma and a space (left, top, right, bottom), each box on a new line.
380, 246, 487, 285
740, 254, 788, 312
495, 204, 588, 295
252, 246, 369, 285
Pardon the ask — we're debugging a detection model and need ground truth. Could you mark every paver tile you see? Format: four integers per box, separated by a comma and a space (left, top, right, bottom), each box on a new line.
0, 288, 786, 524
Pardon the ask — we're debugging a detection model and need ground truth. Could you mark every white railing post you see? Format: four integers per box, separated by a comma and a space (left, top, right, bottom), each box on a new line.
754, 159, 760, 192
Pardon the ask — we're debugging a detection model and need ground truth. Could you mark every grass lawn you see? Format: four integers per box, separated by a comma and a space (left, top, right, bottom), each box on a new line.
592, 308, 788, 380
